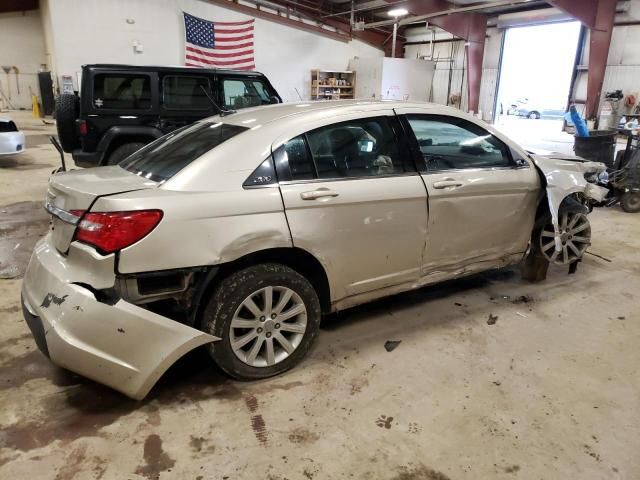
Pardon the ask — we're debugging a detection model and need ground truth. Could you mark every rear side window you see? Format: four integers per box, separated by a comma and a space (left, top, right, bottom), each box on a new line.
222, 78, 273, 109
0, 120, 18, 132
306, 117, 405, 179
163, 75, 211, 110
93, 74, 151, 110
120, 122, 248, 182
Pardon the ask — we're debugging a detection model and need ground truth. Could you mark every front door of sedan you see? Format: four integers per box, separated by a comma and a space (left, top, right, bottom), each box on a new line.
397, 111, 540, 274
275, 114, 428, 302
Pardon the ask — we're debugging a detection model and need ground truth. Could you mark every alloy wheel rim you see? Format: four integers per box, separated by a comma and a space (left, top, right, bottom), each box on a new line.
539, 212, 591, 265
230, 286, 307, 368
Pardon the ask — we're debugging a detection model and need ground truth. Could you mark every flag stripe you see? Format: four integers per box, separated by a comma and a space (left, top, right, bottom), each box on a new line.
213, 26, 254, 34
186, 46, 254, 59
190, 41, 253, 51
212, 20, 254, 26
185, 54, 255, 67
213, 34, 253, 43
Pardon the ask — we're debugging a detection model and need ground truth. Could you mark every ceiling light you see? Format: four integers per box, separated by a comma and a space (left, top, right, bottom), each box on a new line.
388, 8, 408, 17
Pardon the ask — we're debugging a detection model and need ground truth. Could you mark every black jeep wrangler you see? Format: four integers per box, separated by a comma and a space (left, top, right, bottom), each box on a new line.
56, 64, 281, 167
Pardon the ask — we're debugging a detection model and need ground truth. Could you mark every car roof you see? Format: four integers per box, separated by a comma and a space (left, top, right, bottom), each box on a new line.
0, 118, 13, 123
216, 100, 461, 128
82, 64, 268, 77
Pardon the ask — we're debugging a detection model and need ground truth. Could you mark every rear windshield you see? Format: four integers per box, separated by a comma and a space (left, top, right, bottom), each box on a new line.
0, 120, 18, 132
119, 122, 248, 182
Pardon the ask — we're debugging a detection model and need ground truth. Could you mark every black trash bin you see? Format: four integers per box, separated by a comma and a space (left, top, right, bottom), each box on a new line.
573, 130, 617, 168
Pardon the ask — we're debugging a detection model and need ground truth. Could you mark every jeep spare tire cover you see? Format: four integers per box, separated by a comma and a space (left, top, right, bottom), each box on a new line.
55, 94, 80, 152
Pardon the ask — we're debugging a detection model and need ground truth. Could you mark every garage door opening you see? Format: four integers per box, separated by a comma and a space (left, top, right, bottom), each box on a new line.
494, 21, 582, 153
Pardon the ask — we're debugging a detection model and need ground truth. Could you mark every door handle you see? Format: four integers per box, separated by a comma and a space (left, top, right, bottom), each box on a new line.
433, 179, 463, 189
300, 188, 339, 200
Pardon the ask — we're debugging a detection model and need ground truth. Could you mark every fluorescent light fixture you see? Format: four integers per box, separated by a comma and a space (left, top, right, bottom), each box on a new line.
388, 8, 408, 17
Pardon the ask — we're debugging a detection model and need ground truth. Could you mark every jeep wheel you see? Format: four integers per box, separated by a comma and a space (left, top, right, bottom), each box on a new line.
106, 142, 146, 165
54, 94, 80, 152
202, 263, 321, 380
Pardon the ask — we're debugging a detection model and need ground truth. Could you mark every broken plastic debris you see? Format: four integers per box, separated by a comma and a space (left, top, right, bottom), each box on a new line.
384, 340, 401, 352
487, 314, 498, 325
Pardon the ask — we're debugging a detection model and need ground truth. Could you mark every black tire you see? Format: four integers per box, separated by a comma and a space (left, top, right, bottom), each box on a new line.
621, 191, 640, 213
54, 94, 79, 152
521, 225, 550, 282
202, 263, 321, 380
105, 142, 146, 165
528, 111, 541, 120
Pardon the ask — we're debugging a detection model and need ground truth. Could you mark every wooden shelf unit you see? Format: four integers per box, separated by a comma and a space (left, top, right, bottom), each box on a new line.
311, 69, 356, 100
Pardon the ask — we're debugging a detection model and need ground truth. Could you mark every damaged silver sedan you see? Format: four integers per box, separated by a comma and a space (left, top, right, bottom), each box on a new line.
21, 101, 608, 399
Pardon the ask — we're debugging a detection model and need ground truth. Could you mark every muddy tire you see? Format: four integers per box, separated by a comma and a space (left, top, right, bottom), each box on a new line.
521, 226, 550, 282
106, 142, 146, 165
202, 263, 321, 380
621, 191, 640, 213
54, 94, 80, 152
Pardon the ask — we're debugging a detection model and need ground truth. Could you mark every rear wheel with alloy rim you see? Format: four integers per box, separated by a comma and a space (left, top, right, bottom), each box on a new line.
202, 263, 321, 380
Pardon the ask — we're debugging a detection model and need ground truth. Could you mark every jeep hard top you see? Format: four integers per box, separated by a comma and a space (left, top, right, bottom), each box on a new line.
55, 64, 281, 167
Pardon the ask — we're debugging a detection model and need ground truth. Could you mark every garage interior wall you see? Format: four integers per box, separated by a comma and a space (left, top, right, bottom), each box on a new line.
39, 0, 383, 102
404, 27, 503, 122
0, 10, 47, 110
573, 22, 640, 113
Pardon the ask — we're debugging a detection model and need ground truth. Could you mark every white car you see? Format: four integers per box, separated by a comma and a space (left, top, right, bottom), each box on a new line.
0, 118, 26, 155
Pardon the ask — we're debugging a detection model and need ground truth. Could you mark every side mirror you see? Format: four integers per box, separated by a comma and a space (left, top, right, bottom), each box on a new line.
270, 96, 281, 104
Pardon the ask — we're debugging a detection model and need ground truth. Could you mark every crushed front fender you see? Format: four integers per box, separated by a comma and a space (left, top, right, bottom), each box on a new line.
21, 237, 219, 400
531, 154, 609, 252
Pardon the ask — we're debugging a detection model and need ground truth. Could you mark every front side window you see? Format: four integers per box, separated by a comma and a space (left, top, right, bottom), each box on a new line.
222, 78, 273, 109
406, 115, 513, 171
163, 76, 211, 110
120, 122, 248, 182
306, 117, 405, 179
93, 74, 151, 110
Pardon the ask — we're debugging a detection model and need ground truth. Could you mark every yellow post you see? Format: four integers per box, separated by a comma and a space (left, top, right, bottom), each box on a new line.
32, 95, 41, 118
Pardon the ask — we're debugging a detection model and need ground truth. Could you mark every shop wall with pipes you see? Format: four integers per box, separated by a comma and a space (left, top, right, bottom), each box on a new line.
0, 9, 47, 110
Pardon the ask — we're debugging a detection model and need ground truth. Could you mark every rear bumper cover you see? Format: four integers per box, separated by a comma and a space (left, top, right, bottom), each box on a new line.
21, 238, 218, 400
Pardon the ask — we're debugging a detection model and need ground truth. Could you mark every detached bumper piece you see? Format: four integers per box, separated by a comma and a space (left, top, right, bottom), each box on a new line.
21, 239, 219, 400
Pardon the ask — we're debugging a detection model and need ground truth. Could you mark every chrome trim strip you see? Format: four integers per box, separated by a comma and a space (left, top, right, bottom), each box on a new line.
44, 201, 81, 225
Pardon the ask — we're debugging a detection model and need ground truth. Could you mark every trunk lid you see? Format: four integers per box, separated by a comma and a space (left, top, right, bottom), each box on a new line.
45, 166, 158, 253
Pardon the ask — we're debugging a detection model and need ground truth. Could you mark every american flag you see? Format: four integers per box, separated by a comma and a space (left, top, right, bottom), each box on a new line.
183, 12, 255, 70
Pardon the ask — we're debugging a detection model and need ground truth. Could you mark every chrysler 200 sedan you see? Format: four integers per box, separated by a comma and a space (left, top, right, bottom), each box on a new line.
21, 101, 608, 399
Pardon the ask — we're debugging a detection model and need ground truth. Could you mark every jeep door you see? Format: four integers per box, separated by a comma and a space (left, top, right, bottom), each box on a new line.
275, 112, 428, 303
397, 110, 540, 274
159, 73, 216, 132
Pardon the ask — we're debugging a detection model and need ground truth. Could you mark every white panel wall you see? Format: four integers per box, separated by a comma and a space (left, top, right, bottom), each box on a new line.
40, 0, 383, 102
0, 10, 47, 109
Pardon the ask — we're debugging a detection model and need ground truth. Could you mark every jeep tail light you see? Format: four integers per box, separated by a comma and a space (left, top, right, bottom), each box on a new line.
74, 210, 163, 254
78, 120, 88, 136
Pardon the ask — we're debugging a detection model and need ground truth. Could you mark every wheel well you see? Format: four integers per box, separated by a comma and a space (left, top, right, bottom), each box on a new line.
102, 135, 155, 164
194, 248, 332, 325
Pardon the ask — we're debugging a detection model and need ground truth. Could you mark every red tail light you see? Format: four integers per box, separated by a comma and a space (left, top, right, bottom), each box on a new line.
78, 120, 88, 136
74, 210, 163, 254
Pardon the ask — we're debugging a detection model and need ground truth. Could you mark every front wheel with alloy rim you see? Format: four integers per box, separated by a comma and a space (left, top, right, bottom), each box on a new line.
539, 211, 591, 265
202, 263, 321, 380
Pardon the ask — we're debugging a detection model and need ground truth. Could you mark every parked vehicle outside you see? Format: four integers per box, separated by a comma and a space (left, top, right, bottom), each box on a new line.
507, 98, 565, 119
55, 64, 281, 167
23, 100, 608, 399
0, 118, 25, 156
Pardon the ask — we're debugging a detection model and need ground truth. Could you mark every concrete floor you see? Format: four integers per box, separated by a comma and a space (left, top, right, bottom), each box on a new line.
1, 111, 639, 480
